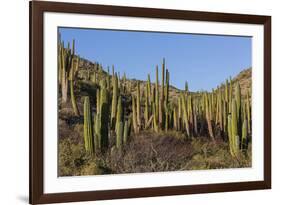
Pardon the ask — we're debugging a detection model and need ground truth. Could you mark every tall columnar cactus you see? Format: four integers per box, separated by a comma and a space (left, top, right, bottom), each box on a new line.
116, 121, 123, 149
107, 72, 110, 91
165, 69, 169, 109
178, 97, 182, 131
229, 78, 233, 111
147, 74, 151, 102
246, 91, 251, 134
181, 93, 190, 138
94, 113, 101, 151
152, 102, 159, 132
225, 79, 229, 103
155, 65, 159, 126
241, 118, 248, 150
100, 80, 110, 151
223, 101, 227, 133
185, 81, 189, 95
132, 95, 138, 133
115, 96, 123, 133
123, 120, 129, 144
193, 103, 198, 136
235, 83, 242, 141
161, 58, 165, 107
235, 83, 241, 121
228, 99, 240, 157
144, 81, 149, 126
218, 90, 223, 131
204, 93, 215, 142
173, 107, 178, 131
227, 115, 234, 156
60, 43, 68, 103
69, 57, 80, 116
136, 81, 141, 128
111, 74, 118, 128
83, 96, 94, 155
165, 106, 169, 132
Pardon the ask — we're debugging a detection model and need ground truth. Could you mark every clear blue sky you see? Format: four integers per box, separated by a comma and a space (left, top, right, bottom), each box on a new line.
59, 27, 251, 91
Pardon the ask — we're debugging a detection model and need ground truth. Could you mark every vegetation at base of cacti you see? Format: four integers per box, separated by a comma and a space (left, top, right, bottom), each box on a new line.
83, 96, 94, 155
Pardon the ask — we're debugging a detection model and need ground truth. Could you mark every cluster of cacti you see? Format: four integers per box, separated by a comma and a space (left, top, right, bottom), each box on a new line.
58, 39, 81, 116
59, 38, 251, 159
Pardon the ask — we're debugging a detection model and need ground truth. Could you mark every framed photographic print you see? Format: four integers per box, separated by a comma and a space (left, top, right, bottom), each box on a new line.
29, 1, 271, 204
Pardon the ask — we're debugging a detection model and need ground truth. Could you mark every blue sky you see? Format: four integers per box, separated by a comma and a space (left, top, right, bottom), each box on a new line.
59, 27, 251, 91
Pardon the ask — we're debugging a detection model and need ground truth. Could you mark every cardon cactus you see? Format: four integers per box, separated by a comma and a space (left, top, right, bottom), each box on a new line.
83, 96, 94, 155
155, 65, 159, 126
115, 96, 123, 134
181, 93, 190, 138
116, 121, 123, 149
69, 57, 80, 116
228, 99, 240, 157
100, 80, 109, 151
111, 74, 118, 129
204, 93, 215, 142
94, 113, 101, 151
144, 81, 149, 126
136, 81, 141, 128
132, 95, 139, 133
123, 120, 129, 144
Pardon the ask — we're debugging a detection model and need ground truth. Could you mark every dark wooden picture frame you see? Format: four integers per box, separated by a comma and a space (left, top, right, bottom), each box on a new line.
30, 1, 271, 204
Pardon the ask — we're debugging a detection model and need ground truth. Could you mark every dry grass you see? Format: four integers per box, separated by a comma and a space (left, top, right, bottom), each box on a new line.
58, 130, 251, 176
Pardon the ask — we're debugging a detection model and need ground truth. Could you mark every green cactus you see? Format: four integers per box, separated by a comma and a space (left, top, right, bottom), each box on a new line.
123, 120, 129, 144
165, 69, 169, 109
241, 118, 247, 150
155, 65, 159, 126
229, 99, 240, 157
111, 74, 118, 128
94, 113, 101, 151
185, 81, 189, 95
147, 74, 151, 102
246, 91, 251, 134
116, 121, 123, 149
83, 96, 94, 155
204, 93, 215, 142
115, 96, 123, 133
136, 81, 141, 128
178, 97, 182, 131
165, 106, 169, 132
181, 93, 190, 138
69, 57, 80, 116
173, 107, 178, 131
132, 95, 138, 133
227, 114, 234, 157
144, 81, 149, 126
225, 79, 229, 103
193, 102, 198, 136
152, 102, 159, 132
100, 80, 109, 151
